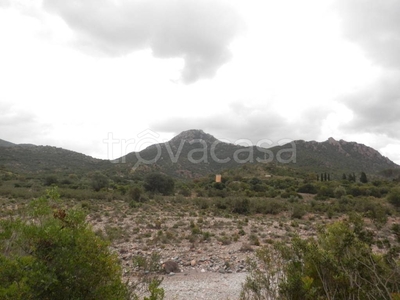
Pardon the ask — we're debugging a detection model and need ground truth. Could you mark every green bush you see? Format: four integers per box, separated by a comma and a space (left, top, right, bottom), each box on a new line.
241, 216, 400, 300
0, 188, 128, 300
144, 173, 174, 196
388, 187, 400, 208
91, 171, 109, 192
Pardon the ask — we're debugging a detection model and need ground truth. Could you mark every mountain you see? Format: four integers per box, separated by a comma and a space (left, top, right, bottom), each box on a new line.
117, 129, 248, 178
117, 130, 399, 178
0, 139, 16, 147
271, 137, 399, 176
1, 130, 398, 178
0, 144, 112, 174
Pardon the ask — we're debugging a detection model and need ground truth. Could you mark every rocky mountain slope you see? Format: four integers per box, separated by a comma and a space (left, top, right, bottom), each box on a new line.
272, 137, 399, 175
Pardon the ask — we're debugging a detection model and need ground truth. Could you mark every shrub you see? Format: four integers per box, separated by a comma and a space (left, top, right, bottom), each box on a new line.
387, 187, 400, 208
44, 175, 58, 186
231, 197, 250, 214
297, 183, 317, 194
240, 216, 400, 300
144, 173, 174, 196
132, 252, 162, 273
129, 186, 144, 201
0, 188, 128, 299
334, 185, 346, 199
91, 171, 109, 191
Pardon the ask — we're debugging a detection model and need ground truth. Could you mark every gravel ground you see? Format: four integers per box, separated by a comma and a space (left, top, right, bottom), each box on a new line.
160, 269, 248, 300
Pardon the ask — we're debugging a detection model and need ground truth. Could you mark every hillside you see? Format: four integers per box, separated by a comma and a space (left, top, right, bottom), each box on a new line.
0, 139, 15, 147
272, 137, 399, 177
0, 144, 112, 174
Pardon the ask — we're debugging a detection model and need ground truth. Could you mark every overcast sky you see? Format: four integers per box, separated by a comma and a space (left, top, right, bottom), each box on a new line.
1, 0, 400, 164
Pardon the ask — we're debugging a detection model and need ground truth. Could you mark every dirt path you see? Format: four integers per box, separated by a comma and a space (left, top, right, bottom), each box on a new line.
160, 269, 248, 300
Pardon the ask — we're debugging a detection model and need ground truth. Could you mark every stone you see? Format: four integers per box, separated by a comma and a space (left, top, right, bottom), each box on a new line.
162, 260, 180, 273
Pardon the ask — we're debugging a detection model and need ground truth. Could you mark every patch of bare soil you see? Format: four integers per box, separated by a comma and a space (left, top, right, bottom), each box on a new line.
160, 269, 248, 300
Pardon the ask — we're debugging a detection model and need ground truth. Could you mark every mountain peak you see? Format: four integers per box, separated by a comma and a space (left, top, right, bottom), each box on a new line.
327, 137, 343, 149
169, 129, 218, 144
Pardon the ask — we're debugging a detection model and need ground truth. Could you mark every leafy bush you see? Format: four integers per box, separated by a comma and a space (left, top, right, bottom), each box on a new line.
297, 183, 317, 194
231, 197, 250, 214
0, 188, 128, 300
132, 252, 162, 274
241, 216, 400, 300
388, 187, 400, 208
91, 171, 109, 191
144, 173, 174, 196
333, 185, 346, 199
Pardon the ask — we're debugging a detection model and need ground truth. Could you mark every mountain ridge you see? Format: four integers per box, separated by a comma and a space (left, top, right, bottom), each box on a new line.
117, 130, 399, 178
0, 130, 398, 177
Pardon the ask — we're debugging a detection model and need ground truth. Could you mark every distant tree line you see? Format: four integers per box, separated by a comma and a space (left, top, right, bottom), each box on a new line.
317, 171, 368, 183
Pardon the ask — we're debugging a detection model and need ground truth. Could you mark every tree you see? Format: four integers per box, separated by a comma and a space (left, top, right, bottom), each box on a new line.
360, 171, 368, 183
334, 185, 346, 199
91, 171, 109, 191
348, 173, 356, 182
44, 175, 58, 186
0, 188, 128, 299
144, 173, 174, 195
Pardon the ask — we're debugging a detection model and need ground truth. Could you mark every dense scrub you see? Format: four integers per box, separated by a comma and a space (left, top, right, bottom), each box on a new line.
241, 216, 400, 300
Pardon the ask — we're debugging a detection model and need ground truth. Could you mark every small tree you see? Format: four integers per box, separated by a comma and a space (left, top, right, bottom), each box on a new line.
144, 173, 174, 196
387, 187, 400, 208
129, 186, 143, 201
44, 175, 58, 186
360, 171, 368, 183
91, 171, 109, 191
334, 185, 346, 199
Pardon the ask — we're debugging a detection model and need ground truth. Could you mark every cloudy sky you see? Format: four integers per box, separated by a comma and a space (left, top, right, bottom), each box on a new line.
1, 0, 400, 163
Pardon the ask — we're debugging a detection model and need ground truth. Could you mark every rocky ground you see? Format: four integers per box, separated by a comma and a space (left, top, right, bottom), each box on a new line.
2, 196, 398, 299
86, 199, 323, 299
115, 238, 255, 299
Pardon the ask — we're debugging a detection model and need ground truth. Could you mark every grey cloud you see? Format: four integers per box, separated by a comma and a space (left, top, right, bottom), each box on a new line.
335, 0, 400, 69
43, 0, 244, 83
340, 71, 400, 138
335, 1, 400, 140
